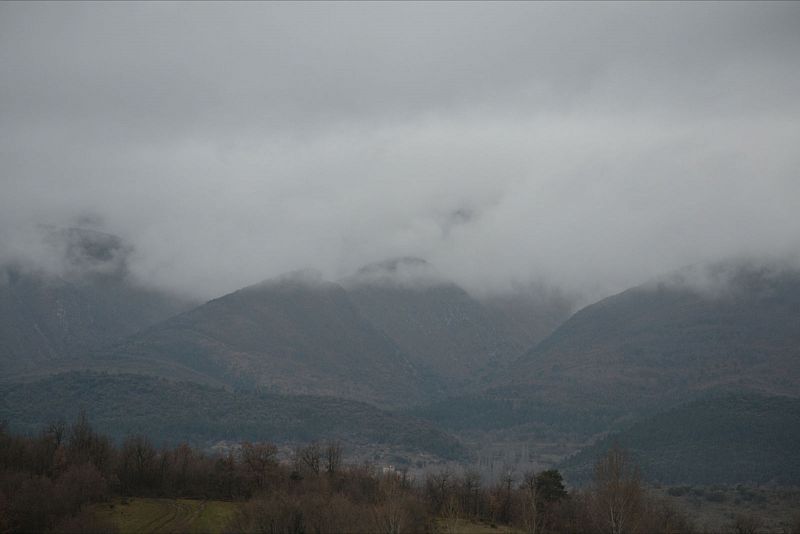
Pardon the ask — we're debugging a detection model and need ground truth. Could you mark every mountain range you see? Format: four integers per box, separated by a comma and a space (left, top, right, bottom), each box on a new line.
2, 228, 799, 482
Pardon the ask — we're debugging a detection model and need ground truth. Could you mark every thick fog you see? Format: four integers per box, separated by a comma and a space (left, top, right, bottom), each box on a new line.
1, 2, 799, 301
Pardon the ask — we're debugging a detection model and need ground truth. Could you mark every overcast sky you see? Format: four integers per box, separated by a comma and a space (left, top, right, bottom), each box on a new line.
1, 2, 799, 300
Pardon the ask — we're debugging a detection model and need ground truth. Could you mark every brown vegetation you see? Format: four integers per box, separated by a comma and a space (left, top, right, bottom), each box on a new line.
1, 416, 698, 533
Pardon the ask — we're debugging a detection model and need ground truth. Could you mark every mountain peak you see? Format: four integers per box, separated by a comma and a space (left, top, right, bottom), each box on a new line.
645, 259, 800, 300
253, 268, 331, 289
1, 225, 133, 283
344, 257, 446, 289
359, 256, 430, 272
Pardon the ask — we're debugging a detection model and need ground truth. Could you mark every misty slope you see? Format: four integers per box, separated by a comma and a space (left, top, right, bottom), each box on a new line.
560, 393, 800, 485
477, 286, 574, 352
0, 372, 466, 461
343, 258, 527, 389
411, 264, 800, 445
506, 264, 800, 408
0, 228, 193, 379
101, 273, 438, 408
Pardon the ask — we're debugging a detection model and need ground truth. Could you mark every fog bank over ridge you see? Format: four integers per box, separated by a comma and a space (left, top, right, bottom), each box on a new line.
1, 2, 799, 302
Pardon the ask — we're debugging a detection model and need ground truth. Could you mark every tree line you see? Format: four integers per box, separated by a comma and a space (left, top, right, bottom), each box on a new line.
2, 413, 703, 533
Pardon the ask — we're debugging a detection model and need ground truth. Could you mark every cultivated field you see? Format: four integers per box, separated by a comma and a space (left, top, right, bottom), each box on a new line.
92, 498, 240, 534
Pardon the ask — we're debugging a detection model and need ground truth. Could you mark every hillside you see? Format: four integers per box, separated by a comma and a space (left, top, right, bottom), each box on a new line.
0, 228, 193, 379
477, 284, 574, 352
410, 264, 800, 451
408, 386, 623, 439
100, 272, 439, 408
560, 393, 800, 485
0, 372, 467, 461
343, 258, 526, 389
506, 264, 800, 409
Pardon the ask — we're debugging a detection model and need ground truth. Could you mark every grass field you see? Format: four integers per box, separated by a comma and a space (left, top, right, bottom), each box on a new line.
435, 518, 521, 533
93, 499, 522, 534
92, 498, 240, 534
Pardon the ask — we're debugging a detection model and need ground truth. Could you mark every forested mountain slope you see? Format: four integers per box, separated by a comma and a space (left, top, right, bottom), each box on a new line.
0, 228, 193, 379
412, 264, 800, 446
0, 372, 466, 461
343, 258, 527, 390
101, 272, 439, 408
507, 264, 800, 408
560, 392, 800, 485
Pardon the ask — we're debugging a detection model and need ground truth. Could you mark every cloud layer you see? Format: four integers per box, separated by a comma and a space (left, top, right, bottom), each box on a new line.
2, 2, 799, 300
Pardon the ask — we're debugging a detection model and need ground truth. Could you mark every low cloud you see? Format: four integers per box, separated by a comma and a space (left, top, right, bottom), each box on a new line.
1, 3, 799, 301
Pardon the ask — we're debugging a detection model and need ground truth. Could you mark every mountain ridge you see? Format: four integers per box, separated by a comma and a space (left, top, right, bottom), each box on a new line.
100, 274, 439, 408
504, 264, 800, 407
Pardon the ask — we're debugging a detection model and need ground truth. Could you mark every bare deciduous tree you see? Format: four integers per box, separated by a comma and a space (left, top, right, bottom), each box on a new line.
442, 494, 462, 534
374, 474, 410, 534
516, 470, 542, 534
590, 445, 644, 534
241, 441, 278, 490
299, 442, 321, 476
462, 469, 482, 518
324, 441, 342, 476
424, 470, 451, 515
46, 420, 66, 448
